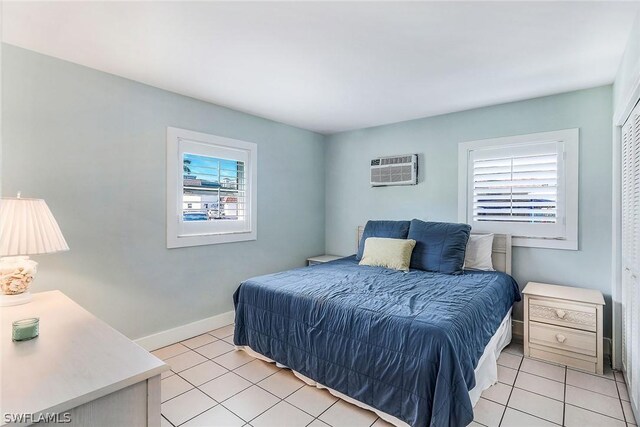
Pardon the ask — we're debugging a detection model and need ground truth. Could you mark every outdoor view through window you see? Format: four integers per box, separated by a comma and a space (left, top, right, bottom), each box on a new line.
182, 153, 245, 222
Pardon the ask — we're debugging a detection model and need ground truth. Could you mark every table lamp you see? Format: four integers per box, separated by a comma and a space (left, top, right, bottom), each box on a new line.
0, 193, 69, 306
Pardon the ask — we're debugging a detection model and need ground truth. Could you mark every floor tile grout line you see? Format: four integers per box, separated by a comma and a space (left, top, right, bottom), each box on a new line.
162, 414, 176, 427
515, 367, 620, 400
161, 386, 196, 406
162, 366, 221, 405
154, 347, 192, 360
564, 402, 627, 423
193, 344, 236, 360
566, 365, 617, 381
617, 371, 629, 425
175, 403, 219, 427
163, 354, 250, 405
562, 365, 567, 427
564, 381, 623, 400
233, 360, 283, 385
180, 335, 221, 348
507, 407, 563, 426
497, 355, 523, 426
510, 384, 564, 403
196, 373, 251, 404
208, 365, 300, 424
515, 368, 566, 385
169, 355, 228, 379
229, 358, 335, 420
220, 392, 282, 425
284, 386, 342, 421
253, 380, 305, 404
313, 399, 341, 425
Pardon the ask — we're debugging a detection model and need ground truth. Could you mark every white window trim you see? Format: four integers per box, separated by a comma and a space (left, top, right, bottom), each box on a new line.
167, 127, 257, 248
458, 128, 579, 250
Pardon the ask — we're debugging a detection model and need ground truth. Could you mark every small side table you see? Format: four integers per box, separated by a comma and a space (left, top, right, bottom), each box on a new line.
523, 281, 605, 375
306, 255, 343, 266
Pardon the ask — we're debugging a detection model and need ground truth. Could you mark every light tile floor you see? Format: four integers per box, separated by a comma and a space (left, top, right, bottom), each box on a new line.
155, 324, 636, 427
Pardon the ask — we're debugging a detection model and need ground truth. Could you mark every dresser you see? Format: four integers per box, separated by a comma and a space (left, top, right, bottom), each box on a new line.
1, 291, 168, 426
523, 282, 605, 375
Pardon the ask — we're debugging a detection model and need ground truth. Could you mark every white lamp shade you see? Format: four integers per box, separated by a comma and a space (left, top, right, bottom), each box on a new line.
0, 197, 69, 256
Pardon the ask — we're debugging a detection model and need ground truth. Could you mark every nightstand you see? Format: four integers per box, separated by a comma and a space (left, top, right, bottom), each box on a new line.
523, 282, 605, 375
307, 255, 342, 266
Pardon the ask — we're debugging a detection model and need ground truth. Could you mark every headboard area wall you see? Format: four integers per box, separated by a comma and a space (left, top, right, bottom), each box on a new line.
356, 226, 512, 275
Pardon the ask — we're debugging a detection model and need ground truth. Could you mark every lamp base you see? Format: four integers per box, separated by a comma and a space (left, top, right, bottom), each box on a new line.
0, 291, 32, 307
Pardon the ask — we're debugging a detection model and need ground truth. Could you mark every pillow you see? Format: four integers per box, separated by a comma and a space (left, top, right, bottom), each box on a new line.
464, 234, 495, 271
407, 219, 471, 274
359, 237, 416, 272
357, 220, 411, 260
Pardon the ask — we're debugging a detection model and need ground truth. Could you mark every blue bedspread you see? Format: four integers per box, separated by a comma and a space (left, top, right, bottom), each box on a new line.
233, 256, 520, 427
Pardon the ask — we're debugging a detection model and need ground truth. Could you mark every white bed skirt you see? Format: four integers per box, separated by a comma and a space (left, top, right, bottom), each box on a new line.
236, 309, 512, 427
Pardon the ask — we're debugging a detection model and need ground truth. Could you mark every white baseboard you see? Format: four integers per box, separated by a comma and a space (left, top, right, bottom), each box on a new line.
135, 310, 235, 351
511, 319, 612, 357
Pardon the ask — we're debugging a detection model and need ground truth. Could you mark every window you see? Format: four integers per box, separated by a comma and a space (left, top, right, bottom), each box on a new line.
458, 129, 578, 250
167, 127, 257, 248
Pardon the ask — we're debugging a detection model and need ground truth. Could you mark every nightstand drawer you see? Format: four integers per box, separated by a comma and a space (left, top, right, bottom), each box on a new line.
529, 321, 596, 357
529, 298, 597, 332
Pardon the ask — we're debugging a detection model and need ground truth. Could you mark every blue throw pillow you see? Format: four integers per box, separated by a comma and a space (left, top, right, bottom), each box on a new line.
407, 219, 471, 274
357, 220, 411, 260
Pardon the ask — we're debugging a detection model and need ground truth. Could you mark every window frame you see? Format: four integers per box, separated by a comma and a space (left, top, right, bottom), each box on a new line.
166, 127, 257, 248
458, 129, 579, 250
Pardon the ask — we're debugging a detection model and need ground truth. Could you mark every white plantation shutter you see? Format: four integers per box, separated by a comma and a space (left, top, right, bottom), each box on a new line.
178, 138, 252, 238
468, 141, 565, 238
166, 127, 257, 248
622, 100, 640, 405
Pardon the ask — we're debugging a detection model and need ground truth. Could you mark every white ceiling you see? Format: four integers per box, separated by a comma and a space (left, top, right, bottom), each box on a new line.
3, 1, 640, 134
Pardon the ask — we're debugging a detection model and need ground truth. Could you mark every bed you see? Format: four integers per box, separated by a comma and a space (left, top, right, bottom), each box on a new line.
233, 229, 520, 427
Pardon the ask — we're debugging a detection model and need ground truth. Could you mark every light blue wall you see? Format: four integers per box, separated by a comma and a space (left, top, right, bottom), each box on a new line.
1, 44, 326, 339
613, 12, 640, 118
325, 86, 614, 337
1, 44, 616, 340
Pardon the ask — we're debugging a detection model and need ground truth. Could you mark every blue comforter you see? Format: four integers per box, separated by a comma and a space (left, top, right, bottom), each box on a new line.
233, 256, 520, 427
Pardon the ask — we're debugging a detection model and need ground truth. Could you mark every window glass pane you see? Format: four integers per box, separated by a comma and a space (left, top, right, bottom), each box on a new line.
182, 153, 245, 222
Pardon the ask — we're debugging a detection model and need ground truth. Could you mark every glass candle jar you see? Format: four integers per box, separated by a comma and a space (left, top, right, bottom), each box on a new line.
12, 318, 39, 341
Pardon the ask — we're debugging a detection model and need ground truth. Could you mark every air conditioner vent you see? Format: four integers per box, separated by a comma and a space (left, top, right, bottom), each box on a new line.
370, 154, 418, 187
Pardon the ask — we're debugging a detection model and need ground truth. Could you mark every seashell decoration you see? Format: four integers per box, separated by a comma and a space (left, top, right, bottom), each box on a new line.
0, 256, 38, 295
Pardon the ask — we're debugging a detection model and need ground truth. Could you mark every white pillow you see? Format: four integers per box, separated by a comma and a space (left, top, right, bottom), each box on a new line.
464, 234, 494, 271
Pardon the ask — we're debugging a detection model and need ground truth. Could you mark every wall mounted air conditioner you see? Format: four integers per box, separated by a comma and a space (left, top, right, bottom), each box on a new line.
370, 154, 418, 187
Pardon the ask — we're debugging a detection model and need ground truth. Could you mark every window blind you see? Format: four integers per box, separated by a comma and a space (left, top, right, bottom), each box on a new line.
468, 141, 565, 239
182, 154, 246, 222
473, 152, 558, 224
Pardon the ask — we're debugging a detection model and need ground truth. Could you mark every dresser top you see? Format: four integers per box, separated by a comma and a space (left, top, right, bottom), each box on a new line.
523, 282, 605, 305
0, 290, 168, 424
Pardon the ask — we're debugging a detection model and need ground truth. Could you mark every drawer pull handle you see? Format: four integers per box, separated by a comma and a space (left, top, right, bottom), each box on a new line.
556, 334, 566, 343
555, 309, 566, 319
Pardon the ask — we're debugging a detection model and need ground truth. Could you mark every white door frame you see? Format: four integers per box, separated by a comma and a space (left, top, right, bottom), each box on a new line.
612, 75, 640, 370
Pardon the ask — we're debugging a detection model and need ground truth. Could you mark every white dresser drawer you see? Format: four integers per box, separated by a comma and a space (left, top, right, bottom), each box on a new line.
529, 298, 597, 332
529, 321, 597, 357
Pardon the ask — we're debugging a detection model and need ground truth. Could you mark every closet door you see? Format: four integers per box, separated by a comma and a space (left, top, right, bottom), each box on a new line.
622, 100, 640, 407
